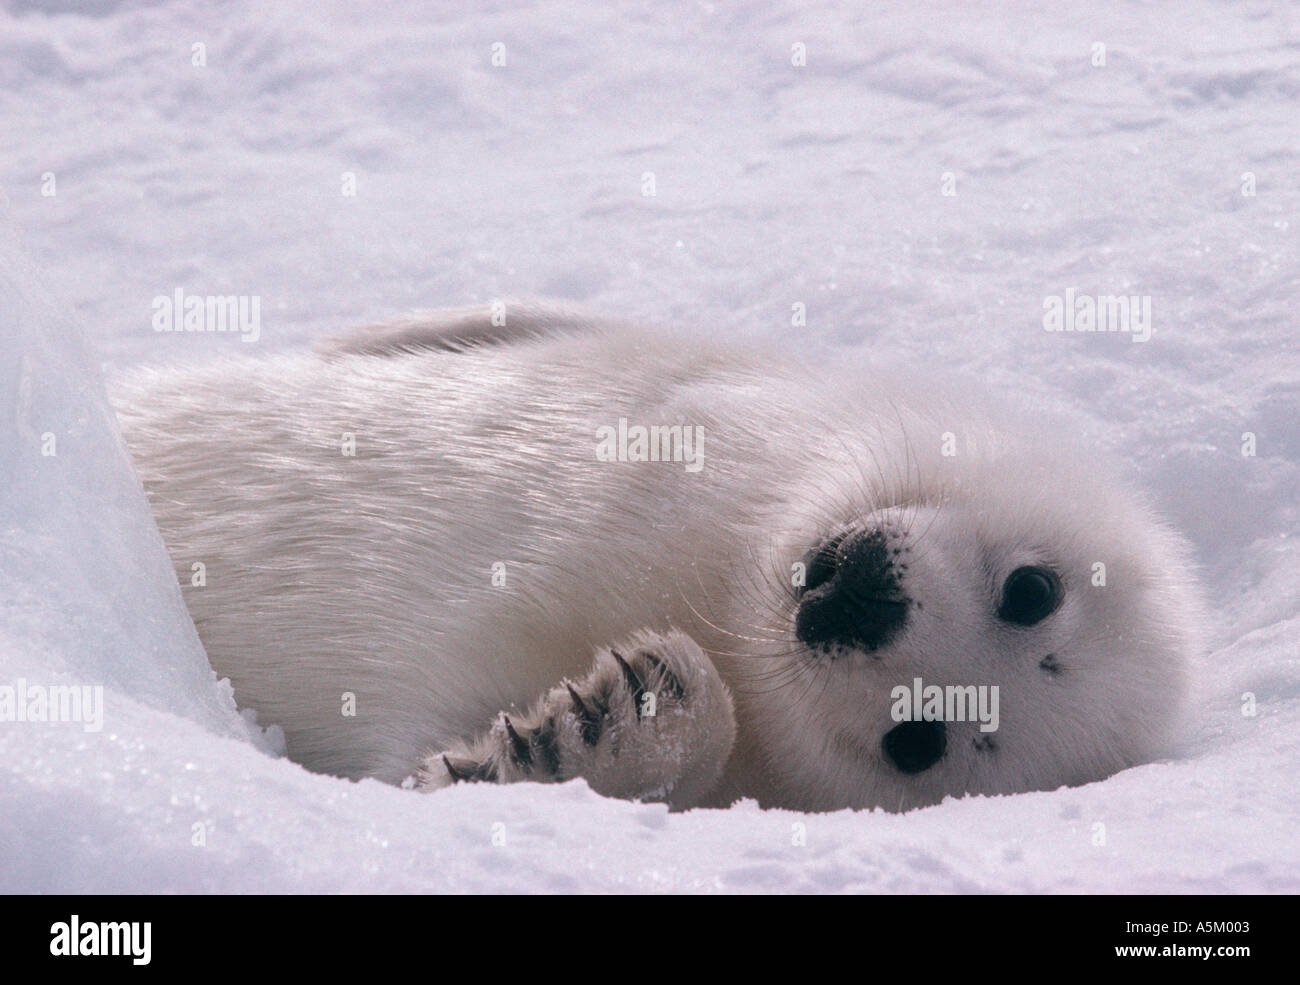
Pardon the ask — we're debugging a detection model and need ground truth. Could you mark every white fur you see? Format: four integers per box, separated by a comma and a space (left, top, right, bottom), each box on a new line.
112, 301, 1203, 811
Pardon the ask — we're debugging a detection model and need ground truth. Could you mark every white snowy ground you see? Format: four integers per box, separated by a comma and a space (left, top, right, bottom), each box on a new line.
2, 0, 1297, 892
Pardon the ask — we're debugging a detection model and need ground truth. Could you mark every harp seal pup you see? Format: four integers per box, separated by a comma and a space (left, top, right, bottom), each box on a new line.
112, 300, 1203, 812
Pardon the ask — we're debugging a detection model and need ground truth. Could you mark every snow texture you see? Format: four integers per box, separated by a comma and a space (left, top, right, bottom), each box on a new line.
1, 0, 1297, 892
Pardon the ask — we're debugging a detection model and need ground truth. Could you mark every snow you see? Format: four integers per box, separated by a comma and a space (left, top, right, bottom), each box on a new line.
1, 0, 1297, 892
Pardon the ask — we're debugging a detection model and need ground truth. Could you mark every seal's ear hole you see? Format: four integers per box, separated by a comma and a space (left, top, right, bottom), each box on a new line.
998, 566, 1062, 626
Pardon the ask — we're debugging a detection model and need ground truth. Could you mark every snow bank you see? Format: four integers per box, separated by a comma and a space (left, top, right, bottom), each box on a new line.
0, 236, 259, 742
1, 0, 1297, 892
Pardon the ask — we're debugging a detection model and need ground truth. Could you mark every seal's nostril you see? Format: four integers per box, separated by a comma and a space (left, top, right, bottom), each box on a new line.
882, 720, 947, 773
795, 529, 908, 652
799, 534, 843, 596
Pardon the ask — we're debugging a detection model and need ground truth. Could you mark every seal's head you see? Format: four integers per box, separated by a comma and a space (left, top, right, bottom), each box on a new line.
719, 394, 1203, 813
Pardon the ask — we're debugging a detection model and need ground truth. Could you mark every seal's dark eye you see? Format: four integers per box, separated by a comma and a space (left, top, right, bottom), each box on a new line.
998, 566, 1061, 626
800, 535, 843, 595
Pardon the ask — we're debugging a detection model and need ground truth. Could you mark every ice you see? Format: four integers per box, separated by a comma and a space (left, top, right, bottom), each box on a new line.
1, 0, 1296, 892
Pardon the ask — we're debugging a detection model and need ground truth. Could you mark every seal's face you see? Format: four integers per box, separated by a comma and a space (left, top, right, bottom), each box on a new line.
724, 453, 1201, 813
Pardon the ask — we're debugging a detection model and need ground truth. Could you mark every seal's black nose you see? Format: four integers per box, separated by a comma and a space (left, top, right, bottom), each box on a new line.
795, 530, 909, 652
882, 720, 947, 773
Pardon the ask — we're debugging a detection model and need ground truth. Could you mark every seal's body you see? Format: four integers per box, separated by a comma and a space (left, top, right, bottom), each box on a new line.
113, 302, 1202, 811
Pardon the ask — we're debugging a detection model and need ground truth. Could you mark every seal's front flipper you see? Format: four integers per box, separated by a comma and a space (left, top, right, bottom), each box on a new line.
415, 630, 736, 810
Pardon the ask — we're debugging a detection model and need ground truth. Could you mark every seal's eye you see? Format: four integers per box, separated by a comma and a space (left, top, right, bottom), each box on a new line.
998, 566, 1061, 625
800, 535, 843, 595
